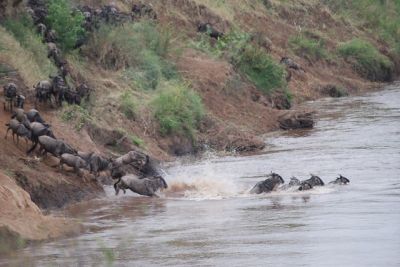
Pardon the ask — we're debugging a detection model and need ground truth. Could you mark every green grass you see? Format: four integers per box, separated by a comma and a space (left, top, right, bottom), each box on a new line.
235, 45, 286, 94
2, 16, 57, 77
337, 39, 393, 81
193, 30, 287, 95
61, 104, 92, 130
87, 22, 177, 91
325, 0, 400, 56
152, 81, 204, 138
119, 91, 136, 120
288, 33, 329, 61
116, 128, 145, 147
46, 0, 85, 51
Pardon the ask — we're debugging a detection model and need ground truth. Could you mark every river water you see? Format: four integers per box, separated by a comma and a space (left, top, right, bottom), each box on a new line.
2, 84, 400, 266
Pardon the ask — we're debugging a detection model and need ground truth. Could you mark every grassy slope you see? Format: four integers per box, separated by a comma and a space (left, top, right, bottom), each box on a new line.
1, 0, 399, 159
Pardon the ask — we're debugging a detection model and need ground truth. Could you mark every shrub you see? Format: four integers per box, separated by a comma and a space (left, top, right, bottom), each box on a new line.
235, 45, 286, 94
337, 39, 393, 81
46, 0, 85, 51
87, 22, 176, 90
116, 128, 144, 147
193, 30, 286, 94
119, 91, 136, 120
61, 104, 91, 130
152, 82, 204, 138
288, 34, 329, 61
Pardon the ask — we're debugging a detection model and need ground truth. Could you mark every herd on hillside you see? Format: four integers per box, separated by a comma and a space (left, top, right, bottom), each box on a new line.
2, 82, 349, 197
0, 1, 348, 197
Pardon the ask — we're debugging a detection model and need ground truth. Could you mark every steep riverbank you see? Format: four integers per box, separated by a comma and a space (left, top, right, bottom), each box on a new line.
2, 84, 399, 266
0, 0, 399, 248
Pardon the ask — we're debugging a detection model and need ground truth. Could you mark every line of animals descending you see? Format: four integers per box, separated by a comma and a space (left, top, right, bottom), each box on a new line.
3, 104, 168, 197
249, 172, 350, 194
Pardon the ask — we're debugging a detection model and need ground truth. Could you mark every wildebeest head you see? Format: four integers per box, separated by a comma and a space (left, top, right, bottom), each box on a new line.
110, 165, 125, 179
289, 177, 301, 186
331, 174, 350, 185
299, 182, 313, 191
310, 174, 325, 186
267, 172, 285, 184
129, 151, 148, 169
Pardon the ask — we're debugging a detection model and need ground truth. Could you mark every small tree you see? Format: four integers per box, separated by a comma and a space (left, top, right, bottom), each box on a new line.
46, 0, 85, 51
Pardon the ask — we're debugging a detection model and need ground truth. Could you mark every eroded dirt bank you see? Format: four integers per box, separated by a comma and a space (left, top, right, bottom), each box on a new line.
0, 172, 81, 253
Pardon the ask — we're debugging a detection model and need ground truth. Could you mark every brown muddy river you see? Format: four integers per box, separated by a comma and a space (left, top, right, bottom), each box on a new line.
2, 84, 400, 266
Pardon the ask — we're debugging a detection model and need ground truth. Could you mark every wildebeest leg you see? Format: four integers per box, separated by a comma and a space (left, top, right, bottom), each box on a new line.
27, 141, 38, 154
16, 135, 19, 145
12, 132, 15, 144
74, 166, 83, 177
4, 127, 11, 139
123, 188, 126, 194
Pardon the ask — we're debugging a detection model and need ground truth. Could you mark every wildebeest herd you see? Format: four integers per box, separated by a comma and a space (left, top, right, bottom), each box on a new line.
250, 172, 350, 194
3, 102, 168, 197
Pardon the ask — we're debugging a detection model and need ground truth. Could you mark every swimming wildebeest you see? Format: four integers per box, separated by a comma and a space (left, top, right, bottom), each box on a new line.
5, 119, 32, 145
60, 153, 90, 176
298, 175, 325, 191
329, 175, 350, 185
38, 136, 76, 158
250, 172, 285, 194
113, 174, 168, 197
280, 176, 301, 190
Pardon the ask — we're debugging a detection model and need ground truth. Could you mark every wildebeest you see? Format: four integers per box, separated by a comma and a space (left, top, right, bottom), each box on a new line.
27, 122, 56, 154
34, 80, 53, 107
280, 57, 301, 70
298, 175, 325, 191
26, 109, 45, 123
113, 174, 168, 197
112, 150, 147, 169
3, 82, 17, 111
15, 94, 25, 109
11, 108, 30, 129
197, 22, 224, 39
38, 136, 76, 158
76, 83, 91, 101
5, 119, 32, 145
280, 176, 301, 190
36, 22, 46, 36
60, 153, 89, 176
329, 175, 350, 185
250, 172, 285, 194
78, 151, 111, 178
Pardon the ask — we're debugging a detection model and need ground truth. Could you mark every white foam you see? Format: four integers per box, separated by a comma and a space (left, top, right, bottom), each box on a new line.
162, 160, 339, 201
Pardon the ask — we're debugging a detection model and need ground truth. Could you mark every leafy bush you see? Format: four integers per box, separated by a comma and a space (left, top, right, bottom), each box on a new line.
152, 82, 204, 138
235, 45, 286, 94
337, 39, 393, 81
46, 0, 85, 51
87, 22, 176, 90
288, 34, 329, 61
119, 91, 136, 120
193, 30, 286, 94
61, 104, 91, 130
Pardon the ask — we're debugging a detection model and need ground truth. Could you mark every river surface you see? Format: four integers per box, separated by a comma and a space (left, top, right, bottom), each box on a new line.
2, 84, 400, 267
